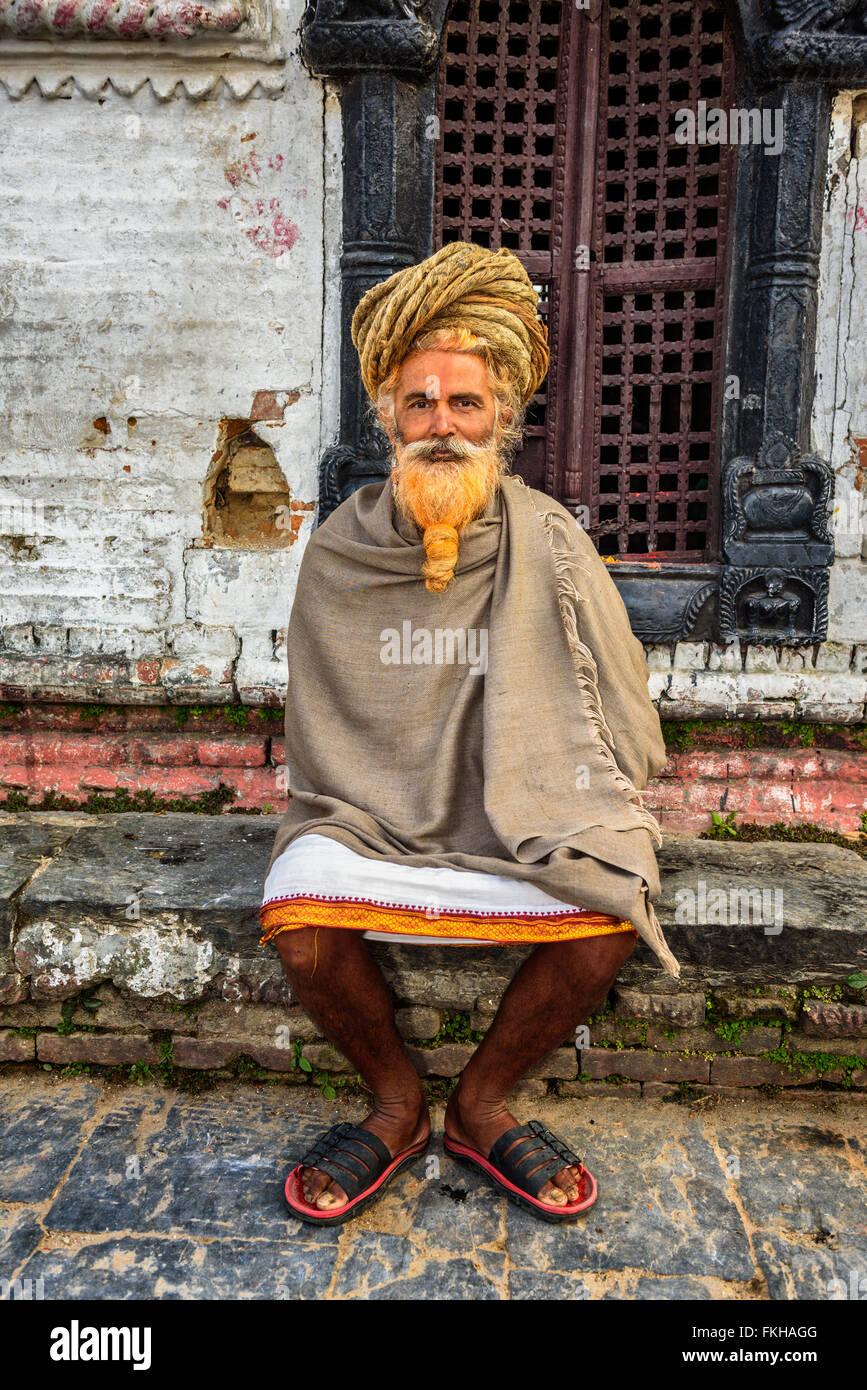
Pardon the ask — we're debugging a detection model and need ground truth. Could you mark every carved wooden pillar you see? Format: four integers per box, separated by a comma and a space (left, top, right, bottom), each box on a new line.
299, 0, 440, 518
716, 0, 867, 644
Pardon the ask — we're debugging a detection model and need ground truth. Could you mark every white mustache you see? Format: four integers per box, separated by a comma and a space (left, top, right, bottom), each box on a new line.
399, 435, 495, 461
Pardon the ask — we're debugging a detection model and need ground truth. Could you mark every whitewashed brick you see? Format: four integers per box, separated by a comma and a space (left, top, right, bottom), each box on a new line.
743, 644, 780, 673
31, 626, 68, 654
184, 547, 304, 632
777, 646, 811, 672
813, 641, 854, 672
706, 640, 741, 671
828, 559, 867, 643
796, 702, 865, 722
2, 624, 37, 653
829, 481, 864, 559
643, 645, 672, 671
646, 672, 673, 703
665, 671, 739, 708
169, 623, 240, 661
672, 641, 709, 670
66, 628, 166, 659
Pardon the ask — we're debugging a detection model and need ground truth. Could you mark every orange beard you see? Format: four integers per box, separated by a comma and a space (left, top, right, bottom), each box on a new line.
391, 432, 503, 532
390, 432, 505, 591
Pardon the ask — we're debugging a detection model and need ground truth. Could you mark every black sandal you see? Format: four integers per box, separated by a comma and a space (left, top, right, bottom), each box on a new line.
284, 1120, 429, 1226
444, 1119, 597, 1223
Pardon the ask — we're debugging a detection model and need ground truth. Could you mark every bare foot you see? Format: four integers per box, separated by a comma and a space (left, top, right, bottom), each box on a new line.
444, 1083, 584, 1206
300, 1096, 430, 1211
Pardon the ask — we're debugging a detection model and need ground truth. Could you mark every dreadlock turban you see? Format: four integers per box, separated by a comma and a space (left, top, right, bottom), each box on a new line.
350, 241, 550, 409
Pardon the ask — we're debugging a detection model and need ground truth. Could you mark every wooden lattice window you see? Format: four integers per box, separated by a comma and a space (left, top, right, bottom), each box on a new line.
434, 0, 736, 564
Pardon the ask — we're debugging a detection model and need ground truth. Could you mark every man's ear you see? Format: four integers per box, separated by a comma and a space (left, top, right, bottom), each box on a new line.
377, 404, 396, 444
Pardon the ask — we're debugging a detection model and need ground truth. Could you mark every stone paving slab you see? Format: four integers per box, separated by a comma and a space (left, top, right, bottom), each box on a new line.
1, 1074, 865, 1300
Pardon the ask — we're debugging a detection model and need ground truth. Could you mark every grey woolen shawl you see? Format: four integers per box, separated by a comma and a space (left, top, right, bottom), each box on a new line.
265, 473, 680, 977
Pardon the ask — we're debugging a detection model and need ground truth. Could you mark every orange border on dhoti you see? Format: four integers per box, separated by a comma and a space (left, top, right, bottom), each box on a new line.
259, 894, 638, 947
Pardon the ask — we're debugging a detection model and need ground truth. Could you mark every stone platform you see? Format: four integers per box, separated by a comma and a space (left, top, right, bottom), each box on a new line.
1, 812, 866, 1097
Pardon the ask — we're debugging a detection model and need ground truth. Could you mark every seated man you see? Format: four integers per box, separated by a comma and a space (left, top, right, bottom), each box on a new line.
260, 240, 679, 1225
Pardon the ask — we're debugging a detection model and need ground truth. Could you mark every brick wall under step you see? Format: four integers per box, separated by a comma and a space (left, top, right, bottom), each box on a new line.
2, 988, 865, 1099
0, 706, 864, 828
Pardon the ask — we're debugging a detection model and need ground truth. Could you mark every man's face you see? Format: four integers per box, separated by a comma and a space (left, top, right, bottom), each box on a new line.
387, 350, 498, 451
378, 350, 513, 536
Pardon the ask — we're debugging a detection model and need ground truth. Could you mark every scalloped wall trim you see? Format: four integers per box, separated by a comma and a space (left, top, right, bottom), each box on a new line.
0, 66, 287, 97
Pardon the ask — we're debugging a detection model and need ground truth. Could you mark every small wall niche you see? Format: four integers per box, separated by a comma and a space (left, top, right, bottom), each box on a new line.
203, 419, 293, 549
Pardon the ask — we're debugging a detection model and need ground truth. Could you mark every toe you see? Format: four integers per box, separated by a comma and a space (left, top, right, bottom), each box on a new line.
553, 1166, 582, 1204
538, 1180, 568, 1206
555, 1167, 583, 1200
315, 1180, 347, 1210
301, 1166, 331, 1204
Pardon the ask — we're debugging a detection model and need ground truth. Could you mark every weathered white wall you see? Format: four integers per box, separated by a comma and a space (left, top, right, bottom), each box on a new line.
0, 0, 342, 703
0, 44, 863, 718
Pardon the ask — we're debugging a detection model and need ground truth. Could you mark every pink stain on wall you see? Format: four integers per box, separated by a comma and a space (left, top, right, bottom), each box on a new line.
218, 143, 298, 257
246, 208, 299, 258
225, 152, 261, 188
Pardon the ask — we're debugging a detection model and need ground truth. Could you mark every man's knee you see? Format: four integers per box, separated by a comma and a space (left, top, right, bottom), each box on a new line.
273, 927, 321, 976
565, 929, 636, 990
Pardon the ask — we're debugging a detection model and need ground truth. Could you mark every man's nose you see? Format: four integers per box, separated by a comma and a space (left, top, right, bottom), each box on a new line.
427, 401, 455, 435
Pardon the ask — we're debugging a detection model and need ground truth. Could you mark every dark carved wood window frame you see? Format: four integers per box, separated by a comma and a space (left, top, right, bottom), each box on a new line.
300, 0, 864, 647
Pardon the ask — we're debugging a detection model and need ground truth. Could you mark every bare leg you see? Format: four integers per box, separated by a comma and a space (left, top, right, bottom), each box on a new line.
274, 926, 429, 1210
444, 931, 636, 1205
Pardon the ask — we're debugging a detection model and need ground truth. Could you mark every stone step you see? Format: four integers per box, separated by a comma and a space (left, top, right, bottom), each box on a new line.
1, 813, 865, 1014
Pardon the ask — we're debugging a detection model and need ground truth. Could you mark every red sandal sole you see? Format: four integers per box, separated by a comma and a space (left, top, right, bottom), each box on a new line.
285, 1133, 430, 1225
443, 1135, 597, 1221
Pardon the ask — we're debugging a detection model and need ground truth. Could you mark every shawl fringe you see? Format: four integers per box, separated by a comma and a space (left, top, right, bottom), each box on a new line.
646, 898, 681, 979
524, 492, 664, 850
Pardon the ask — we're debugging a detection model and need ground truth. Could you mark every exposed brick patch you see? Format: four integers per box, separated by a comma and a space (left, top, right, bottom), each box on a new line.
0, 1029, 35, 1061
800, 1001, 867, 1038
709, 1056, 842, 1086
172, 1038, 238, 1070
195, 1002, 319, 1043
195, 740, 267, 768
645, 746, 867, 832
36, 1032, 158, 1065
614, 988, 706, 1027
558, 1080, 643, 1098
407, 1044, 475, 1077
643, 1024, 782, 1054
714, 990, 800, 1023
1, 708, 863, 819
783, 1032, 867, 1056
239, 1043, 296, 1073
0, 975, 28, 1006
580, 1047, 709, 1083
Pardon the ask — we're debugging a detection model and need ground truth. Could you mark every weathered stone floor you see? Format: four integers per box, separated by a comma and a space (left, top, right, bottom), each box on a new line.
1, 1074, 864, 1300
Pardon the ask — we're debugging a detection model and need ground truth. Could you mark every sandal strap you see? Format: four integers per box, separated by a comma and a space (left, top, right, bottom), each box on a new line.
298, 1122, 394, 1202
489, 1119, 583, 1199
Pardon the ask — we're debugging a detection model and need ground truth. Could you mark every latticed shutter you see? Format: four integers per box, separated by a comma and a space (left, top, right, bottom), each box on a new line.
434, 0, 736, 564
